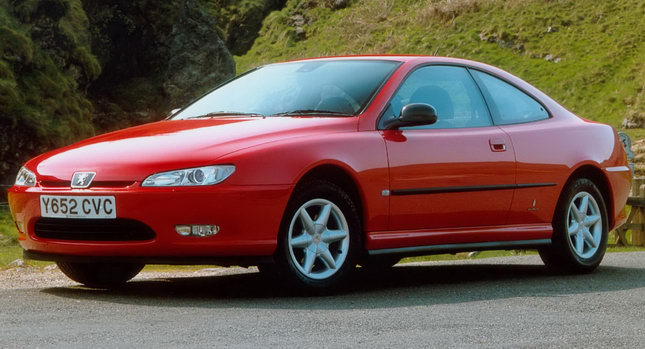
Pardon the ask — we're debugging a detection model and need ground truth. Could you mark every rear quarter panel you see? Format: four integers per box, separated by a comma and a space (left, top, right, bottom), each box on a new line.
504, 115, 630, 230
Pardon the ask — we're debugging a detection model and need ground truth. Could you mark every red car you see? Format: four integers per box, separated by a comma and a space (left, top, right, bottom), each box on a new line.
9, 56, 631, 289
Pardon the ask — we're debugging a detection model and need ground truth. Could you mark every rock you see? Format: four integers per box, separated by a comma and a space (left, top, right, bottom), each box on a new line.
332, 0, 351, 9
554, 57, 562, 63
163, 0, 236, 105
477, 30, 524, 53
544, 54, 555, 61
8, 259, 25, 268
623, 110, 645, 129
1, 1, 98, 189
83, 0, 236, 131
213, 0, 287, 55
44, 264, 58, 271
295, 26, 306, 40
291, 14, 306, 26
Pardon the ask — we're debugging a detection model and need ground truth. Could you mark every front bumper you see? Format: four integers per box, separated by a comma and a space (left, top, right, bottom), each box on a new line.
9, 183, 293, 259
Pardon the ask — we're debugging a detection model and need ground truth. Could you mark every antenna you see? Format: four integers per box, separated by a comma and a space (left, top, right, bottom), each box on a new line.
433, 47, 440, 56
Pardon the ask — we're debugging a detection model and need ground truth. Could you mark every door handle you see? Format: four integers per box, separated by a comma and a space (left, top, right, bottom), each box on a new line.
489, 138, 507, 152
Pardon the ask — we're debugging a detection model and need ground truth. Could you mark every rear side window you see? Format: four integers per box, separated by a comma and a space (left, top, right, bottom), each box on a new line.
471, 70, 549, 125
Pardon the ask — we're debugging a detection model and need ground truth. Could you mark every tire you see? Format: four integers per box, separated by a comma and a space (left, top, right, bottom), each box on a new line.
539, 178, 608, 273
56, 262, 144, 288
274, 180, 361, 290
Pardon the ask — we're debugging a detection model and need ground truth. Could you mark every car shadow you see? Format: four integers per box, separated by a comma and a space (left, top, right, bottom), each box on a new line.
41, 260, 645, 310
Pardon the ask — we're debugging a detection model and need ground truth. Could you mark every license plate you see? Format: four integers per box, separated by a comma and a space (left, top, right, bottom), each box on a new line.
40, 195, 116, 219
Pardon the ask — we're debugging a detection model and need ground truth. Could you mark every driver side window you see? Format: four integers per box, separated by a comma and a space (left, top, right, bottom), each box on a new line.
386, 65, 492, 129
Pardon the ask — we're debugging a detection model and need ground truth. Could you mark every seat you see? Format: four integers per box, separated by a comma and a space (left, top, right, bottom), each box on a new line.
409, 86, 454, 122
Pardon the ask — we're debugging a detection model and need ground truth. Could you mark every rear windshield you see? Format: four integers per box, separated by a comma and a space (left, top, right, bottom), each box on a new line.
172, 60, 400, 119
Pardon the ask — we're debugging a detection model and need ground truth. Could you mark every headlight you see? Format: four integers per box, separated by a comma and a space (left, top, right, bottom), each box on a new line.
142, 165, 235, 187
15, 167, 36, 187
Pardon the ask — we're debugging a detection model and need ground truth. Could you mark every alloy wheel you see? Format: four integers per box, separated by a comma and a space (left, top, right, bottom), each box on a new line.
287, 198, 350, 280
566, 191, 602, 259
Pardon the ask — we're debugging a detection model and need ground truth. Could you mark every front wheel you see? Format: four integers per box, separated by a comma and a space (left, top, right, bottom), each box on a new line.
539, 178, 608, 273
57, 262, 144, 288
274, 180, 361, 290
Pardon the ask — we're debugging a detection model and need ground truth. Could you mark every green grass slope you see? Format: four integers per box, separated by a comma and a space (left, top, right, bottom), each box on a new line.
237, 0, 645, 127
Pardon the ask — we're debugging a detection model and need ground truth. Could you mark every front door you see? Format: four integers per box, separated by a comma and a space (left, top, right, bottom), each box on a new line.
381, 65, 516, 231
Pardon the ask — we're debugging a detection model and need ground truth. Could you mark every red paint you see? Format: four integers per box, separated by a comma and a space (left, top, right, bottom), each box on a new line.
8, 55, 631, 260
367, 224, 553, 250
384, 127, 515, 230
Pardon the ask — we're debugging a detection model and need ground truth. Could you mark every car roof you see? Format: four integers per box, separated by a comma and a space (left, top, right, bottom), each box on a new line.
276, 55, 506, 75
280, 54, 478, 65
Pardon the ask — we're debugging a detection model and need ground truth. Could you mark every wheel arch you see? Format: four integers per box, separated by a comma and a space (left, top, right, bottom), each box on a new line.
561, 164, 614, 228
293, 163, 366, 231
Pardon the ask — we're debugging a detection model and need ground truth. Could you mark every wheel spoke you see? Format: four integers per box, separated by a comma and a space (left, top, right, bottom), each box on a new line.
583, 214, 601, 227
318, 244, 336, 269
583, 229, 597, 248
579, 195, 589, 215
321, 229, 348, 243
568, 222, 579, 236
303, 249, 316, 274
570, 205, 583, 222
575, 232, 584, 254
291, 234, 312, 248
299, 208, 315, 234
316, 204, 332, 226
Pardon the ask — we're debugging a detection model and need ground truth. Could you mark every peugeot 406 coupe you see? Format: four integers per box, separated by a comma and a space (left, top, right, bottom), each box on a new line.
9, 56, 631, 289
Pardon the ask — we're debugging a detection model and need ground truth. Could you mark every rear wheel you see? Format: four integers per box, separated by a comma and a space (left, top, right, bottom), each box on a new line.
57, 262, 144, 288
539, 178, 608, 273
274, 180, 360, 290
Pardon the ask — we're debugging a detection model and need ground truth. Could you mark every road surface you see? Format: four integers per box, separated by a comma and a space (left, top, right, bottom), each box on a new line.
1, 252, 645, 348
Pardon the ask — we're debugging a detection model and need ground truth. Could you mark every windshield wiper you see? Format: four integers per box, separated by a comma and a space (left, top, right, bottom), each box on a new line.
185, 111, 265, 119
273, 109, 348, 116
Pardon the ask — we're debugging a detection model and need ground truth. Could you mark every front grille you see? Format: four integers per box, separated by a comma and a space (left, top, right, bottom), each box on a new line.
34, 218, 156, 241
40, 181, 135, 188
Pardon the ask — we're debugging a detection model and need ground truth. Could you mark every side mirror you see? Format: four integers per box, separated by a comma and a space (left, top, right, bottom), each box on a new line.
384, 103, 438, 130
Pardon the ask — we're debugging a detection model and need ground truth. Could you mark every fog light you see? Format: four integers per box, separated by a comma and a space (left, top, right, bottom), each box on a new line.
175, 225, 191, 236
175, 225, 219, 237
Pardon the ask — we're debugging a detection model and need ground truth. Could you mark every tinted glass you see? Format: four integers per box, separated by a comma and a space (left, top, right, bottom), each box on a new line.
172, 60, 399, 119
383, 65, 492, 129
471, 70, 549, 125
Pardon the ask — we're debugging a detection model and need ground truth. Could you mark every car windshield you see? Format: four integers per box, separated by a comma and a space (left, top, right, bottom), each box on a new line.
172, 60, 399, 119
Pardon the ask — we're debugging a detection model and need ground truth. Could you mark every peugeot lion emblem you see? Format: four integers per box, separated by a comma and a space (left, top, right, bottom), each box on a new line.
71, 172, 96, 189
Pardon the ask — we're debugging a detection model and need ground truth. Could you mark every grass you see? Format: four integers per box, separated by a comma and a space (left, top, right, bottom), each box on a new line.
236, 0, 645, 129
401, 245, 645, 264
0, 208, 52, 268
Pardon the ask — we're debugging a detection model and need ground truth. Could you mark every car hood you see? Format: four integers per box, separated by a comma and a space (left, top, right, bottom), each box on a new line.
31, 117, 357, 182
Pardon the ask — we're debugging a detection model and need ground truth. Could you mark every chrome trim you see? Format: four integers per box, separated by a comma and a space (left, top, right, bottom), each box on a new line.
604, 166, 630, 172
368, 238, 552, 255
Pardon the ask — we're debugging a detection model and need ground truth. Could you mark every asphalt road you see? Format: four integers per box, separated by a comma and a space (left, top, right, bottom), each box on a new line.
2, 252, 645, 348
